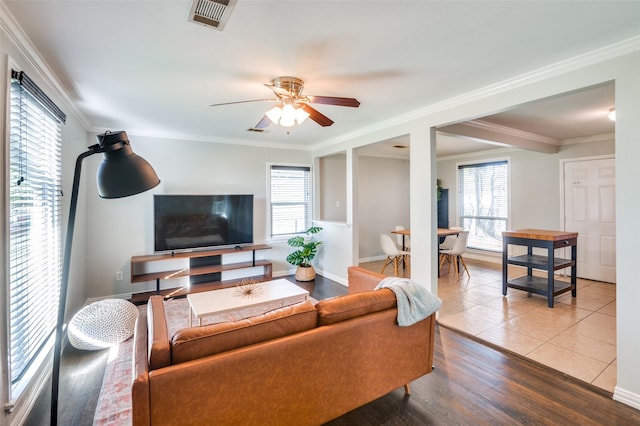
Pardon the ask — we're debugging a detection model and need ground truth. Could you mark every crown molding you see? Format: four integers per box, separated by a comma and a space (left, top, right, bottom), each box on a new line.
464, 119, 559, 145
104, 126, 313, 152
313, 35, 640, 152
560, 132, 615, 146
1, 2, 91, 130
435, 146, 517, 163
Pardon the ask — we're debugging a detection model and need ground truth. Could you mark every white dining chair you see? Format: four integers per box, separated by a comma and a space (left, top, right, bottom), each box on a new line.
379, 233, 410, 276
439, 230, 470, 278
394, 225, 411, 250
439, 226, 463, 251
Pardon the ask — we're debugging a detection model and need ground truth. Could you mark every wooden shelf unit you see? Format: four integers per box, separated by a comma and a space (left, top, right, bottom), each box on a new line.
130, 244, 272, 304
502, 229, 577, 308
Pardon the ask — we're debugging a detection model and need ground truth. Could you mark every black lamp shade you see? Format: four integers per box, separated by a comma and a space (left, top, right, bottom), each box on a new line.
96, 131, 160, 198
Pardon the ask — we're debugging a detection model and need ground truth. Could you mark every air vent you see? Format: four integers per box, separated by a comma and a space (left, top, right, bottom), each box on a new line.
188, 0, 237, 31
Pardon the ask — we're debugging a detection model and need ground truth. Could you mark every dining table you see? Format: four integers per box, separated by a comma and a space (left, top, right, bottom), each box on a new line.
390, 228, 462, 275
391, 228, 461, 251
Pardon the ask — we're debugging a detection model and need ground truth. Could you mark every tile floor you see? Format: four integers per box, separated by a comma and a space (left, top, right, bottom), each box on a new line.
359, 257, 617, 393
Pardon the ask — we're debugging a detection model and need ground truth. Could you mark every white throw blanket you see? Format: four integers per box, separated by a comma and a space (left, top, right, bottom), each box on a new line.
375, 277, 442, 326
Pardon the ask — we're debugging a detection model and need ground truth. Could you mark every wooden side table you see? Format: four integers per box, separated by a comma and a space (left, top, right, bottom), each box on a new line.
502, 229, 577, 308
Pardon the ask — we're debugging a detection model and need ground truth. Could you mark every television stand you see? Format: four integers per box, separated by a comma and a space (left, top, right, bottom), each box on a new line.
130, 244, 272, 304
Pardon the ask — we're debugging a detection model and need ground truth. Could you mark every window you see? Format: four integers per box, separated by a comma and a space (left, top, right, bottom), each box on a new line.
7, 70, 65, 399
268, 165, 311, 238
457, 160, 508, 252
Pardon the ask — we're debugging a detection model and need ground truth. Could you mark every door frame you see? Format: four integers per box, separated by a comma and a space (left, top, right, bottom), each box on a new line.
559, 154, 615, 279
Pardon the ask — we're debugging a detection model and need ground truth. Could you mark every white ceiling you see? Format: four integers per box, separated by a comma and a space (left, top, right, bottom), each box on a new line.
358, 81, 616, 158
3, 1, 636, 156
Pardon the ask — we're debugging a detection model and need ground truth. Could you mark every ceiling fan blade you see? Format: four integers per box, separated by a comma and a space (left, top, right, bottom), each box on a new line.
254, 115, 271, 129
301, 104, 334, 127
210, 99, 275, 107
306, 96, 360, 108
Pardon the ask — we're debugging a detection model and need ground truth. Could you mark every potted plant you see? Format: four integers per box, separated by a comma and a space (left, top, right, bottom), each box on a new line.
286, 226, 323, 281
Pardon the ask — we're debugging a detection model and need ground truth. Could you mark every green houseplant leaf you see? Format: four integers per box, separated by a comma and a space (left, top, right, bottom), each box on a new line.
286, 226, 323, 267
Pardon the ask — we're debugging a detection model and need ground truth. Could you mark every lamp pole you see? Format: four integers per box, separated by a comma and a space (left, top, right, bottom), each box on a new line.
50, 131, 159, 425
50, 145, 100, 426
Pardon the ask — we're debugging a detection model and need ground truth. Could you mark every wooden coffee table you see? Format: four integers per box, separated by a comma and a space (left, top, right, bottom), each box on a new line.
186, 278, 310, 326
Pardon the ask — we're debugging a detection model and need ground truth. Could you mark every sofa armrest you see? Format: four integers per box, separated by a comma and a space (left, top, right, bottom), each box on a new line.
132, 309, 151, 426
347, 266, 386, 293
147, 295, 171, 369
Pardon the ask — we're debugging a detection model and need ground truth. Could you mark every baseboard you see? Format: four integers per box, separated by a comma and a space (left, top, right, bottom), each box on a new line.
316, 268, 348, 286
462, 249, 501, 264
273, 267, 296, 278
613, 385, 640, 410
358, 255, 386, 263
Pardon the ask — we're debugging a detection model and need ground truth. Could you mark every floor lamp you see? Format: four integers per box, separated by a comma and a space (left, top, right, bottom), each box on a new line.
50, 130, 160, 426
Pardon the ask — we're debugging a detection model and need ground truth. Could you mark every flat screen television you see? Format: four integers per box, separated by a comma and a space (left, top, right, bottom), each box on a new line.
154, 194, 253, 252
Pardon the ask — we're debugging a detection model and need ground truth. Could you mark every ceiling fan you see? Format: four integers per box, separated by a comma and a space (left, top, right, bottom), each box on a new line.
210, 76, 360, 129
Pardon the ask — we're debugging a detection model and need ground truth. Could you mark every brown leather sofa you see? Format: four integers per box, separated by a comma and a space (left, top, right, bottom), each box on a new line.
131, 266, 436, 425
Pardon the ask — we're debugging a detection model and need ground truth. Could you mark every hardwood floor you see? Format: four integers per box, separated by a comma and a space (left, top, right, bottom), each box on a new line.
26, 273, 639, 425
327, 323, 640, 425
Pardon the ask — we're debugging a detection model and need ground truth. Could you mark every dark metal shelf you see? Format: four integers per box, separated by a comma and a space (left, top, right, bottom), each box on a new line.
506, 254, 574, 271
505, 275, 573, 298
502, 230, 577, 308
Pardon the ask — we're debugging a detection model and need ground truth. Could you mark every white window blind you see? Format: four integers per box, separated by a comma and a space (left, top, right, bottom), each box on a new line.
458, 160, 508, 252
8, 70, 64, 398
269, 165, 311, 237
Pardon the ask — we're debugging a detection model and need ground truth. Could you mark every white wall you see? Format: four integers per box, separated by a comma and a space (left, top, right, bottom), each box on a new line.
611, 56, 640, 409
83, 135, 311, 299
319, 153, 347, 222
357, 155, 410, 261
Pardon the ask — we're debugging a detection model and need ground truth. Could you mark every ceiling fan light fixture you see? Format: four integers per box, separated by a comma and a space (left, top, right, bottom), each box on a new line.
296, 106, 310, 124
608, 108, 616, 121
211, 75, 359, 129
265, 105, 282, 123
265, 104, 309, 127
279, 104, 297, 127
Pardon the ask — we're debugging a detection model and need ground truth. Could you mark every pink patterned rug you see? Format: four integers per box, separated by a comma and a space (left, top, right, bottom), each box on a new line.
92, 335, 135, 425
93, 298, 195, 425
92, 296, 315, 425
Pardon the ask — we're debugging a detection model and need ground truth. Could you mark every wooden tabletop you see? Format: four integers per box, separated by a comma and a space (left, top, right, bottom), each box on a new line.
390, 228, 461, 237
502, 229, 578, 241
438, 228, 461, 237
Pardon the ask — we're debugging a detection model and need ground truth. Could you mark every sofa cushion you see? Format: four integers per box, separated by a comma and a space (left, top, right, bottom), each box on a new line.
316, 288, 397, 326
171, 300, 318, 364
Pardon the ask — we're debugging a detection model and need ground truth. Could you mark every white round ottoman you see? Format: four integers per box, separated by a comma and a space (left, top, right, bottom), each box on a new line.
68, 299, 139, 350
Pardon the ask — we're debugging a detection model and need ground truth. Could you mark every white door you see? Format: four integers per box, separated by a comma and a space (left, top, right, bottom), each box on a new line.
564, 158, 616, 283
